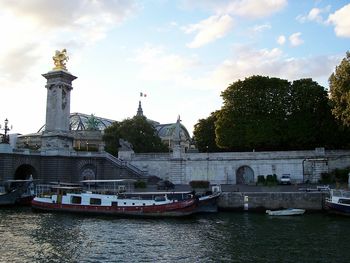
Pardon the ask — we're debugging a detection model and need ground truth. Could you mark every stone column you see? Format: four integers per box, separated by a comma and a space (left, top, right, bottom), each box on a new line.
41, 70, 77, 152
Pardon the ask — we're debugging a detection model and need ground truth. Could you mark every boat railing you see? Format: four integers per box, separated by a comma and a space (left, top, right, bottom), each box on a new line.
331, 189, 350, 198
35, 184, 83, 197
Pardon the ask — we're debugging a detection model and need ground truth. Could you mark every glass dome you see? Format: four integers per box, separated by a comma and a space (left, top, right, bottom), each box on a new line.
38, 112, 115, 132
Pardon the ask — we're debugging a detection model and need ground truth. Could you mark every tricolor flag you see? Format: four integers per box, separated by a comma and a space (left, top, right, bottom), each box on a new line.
140, 92, 147, 97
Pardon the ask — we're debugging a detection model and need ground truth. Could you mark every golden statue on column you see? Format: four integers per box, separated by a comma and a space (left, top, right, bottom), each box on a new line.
52, 49, 69, 70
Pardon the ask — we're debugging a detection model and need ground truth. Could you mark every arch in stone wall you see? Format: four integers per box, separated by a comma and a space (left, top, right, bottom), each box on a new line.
80, 164, 97, 181
236, 166, 254, 184
14, 164, 37, 180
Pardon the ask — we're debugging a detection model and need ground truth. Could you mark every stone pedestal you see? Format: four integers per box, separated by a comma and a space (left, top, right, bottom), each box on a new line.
41, 69, 77, 152
41, 131, 74, 151
0, 143, 12, 153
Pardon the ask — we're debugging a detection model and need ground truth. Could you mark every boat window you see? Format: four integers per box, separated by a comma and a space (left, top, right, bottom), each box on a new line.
143, 203, 146, 206
132, 203, 135, 205
71, 196, 82, 204
124, 202, 126, 205
90, 198, 101, 205
112, 202, 118, 207
155, 196, 166, 202
339, 199, 350, 205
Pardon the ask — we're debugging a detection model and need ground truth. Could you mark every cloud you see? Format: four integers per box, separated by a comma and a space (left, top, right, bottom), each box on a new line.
183, 15, 234, 48
132, 44, 199, 83
277, 35, 286, 45
296, 6, 331, 23
327, 4, 350, 37
289, 32, 304, 47
181, 0, 287, 18
222, 0, 287, 18
210, 45, 340, 89
0, 0, 139, 85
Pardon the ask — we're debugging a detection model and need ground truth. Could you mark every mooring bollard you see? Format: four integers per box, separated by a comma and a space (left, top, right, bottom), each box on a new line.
244, 195, 249, 211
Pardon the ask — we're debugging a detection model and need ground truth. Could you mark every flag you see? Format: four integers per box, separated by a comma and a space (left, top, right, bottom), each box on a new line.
140, 92, 147, 97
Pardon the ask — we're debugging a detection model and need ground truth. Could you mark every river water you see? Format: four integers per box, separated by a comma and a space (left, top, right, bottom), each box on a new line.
0, 207, 349, 263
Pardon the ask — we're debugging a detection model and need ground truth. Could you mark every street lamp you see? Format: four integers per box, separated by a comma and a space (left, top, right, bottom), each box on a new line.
206, 145, 209, 181
0, 118, 12, 144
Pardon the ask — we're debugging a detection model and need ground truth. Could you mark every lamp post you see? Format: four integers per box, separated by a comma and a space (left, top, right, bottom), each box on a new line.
0, 118, 12, 144
206, 145, 209, 181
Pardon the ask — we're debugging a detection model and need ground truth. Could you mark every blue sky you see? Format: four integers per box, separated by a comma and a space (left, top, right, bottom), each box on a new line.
0, 0, 349, 136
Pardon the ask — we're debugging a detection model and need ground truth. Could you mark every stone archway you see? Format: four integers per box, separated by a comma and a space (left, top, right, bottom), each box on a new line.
80, 164, 96, 181
236, 166, 254, 184
14, 164, 37, 180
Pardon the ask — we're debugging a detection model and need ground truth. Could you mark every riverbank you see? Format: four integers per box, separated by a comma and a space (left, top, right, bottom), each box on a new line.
218, 191, 326, 212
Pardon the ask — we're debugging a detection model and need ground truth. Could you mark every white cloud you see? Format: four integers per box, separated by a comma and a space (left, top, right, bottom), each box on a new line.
277, 35, 286, 45
182, 0, 287, 18
296, 6, 331, 23
183, 15, 234, 48
210, 45, 339, 89
132, 44, 199, 82
223, 0, 287, 18
289, 32, 304, 47
327, 4, 350, 37
252, 23, 271, 33
0, 0, 139, 85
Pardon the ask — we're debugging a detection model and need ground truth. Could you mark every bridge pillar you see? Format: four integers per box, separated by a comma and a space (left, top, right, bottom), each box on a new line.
41, 69, 77, 151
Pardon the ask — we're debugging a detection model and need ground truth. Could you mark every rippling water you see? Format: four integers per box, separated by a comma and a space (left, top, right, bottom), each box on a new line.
0, 207, 349, 262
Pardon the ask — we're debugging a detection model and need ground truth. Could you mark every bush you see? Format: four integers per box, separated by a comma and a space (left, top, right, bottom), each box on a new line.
134, 180, 147, 189
265, 174, 278, 186
320, 172, 332, 184
190, 180, 210, 189
333, 168, 349, 183
257, 175, 265, 185
320, 168, 350, 184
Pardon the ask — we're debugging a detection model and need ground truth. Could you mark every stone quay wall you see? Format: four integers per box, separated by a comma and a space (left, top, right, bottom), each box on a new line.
125, 149, 350, 184
218, 191, 326, 211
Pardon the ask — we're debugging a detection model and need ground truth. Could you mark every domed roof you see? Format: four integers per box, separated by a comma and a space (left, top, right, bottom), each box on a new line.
38, 112, 115, 132
37, 112, 191, 143
155, 123, 191, 141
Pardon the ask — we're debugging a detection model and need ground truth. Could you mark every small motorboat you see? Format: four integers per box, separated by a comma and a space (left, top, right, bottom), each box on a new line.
325, 189, 350, 216
196, 191, 221, 213
0, 177, 35, 206
266, 208, 305, 216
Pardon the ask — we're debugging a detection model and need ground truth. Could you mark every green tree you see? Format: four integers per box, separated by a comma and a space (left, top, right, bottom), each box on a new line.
286, 79, 334, 149
329, 51, 350, 126
103, 116, 169, 154
193, 111, 221, 152
216, 75, 290, 151
103, 122, 121, 156
215, 75, 345, 151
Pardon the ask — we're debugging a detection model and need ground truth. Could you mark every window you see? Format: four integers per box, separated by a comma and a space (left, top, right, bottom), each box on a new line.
71, 196, 82, 204
90, 198, 101, 205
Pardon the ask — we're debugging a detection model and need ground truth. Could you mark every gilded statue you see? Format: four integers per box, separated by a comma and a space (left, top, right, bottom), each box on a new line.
52, 49, 69, 70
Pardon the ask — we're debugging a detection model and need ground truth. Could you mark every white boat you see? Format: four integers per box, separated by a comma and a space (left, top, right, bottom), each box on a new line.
325, 189, 350, 216
266, 208, 305, 216
32, 180, 198, 218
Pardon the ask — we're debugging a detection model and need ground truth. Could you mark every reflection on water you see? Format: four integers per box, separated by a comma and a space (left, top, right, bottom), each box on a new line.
0, 207, 349, 262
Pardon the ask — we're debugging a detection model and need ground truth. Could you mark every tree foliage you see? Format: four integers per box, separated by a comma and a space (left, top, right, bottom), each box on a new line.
329, 51, 350, 126
193, 111, 221, 152
103, 122, 121, 156
212, 75, 346, 151
103, 116, 169, 155
216, 76, 290, 150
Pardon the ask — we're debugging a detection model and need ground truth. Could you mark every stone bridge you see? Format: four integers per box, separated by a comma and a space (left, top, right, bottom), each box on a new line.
0, 150, 145, 183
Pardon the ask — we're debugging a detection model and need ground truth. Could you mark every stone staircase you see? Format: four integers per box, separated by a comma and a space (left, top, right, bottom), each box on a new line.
170, 159, 185, 184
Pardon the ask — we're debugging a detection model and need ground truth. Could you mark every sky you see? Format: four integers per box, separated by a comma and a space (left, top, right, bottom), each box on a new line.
0, 0, 349, 136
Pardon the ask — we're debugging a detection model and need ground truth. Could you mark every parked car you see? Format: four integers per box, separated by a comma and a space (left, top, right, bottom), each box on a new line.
280, 175, 291, 185
157, 180, 175, 190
